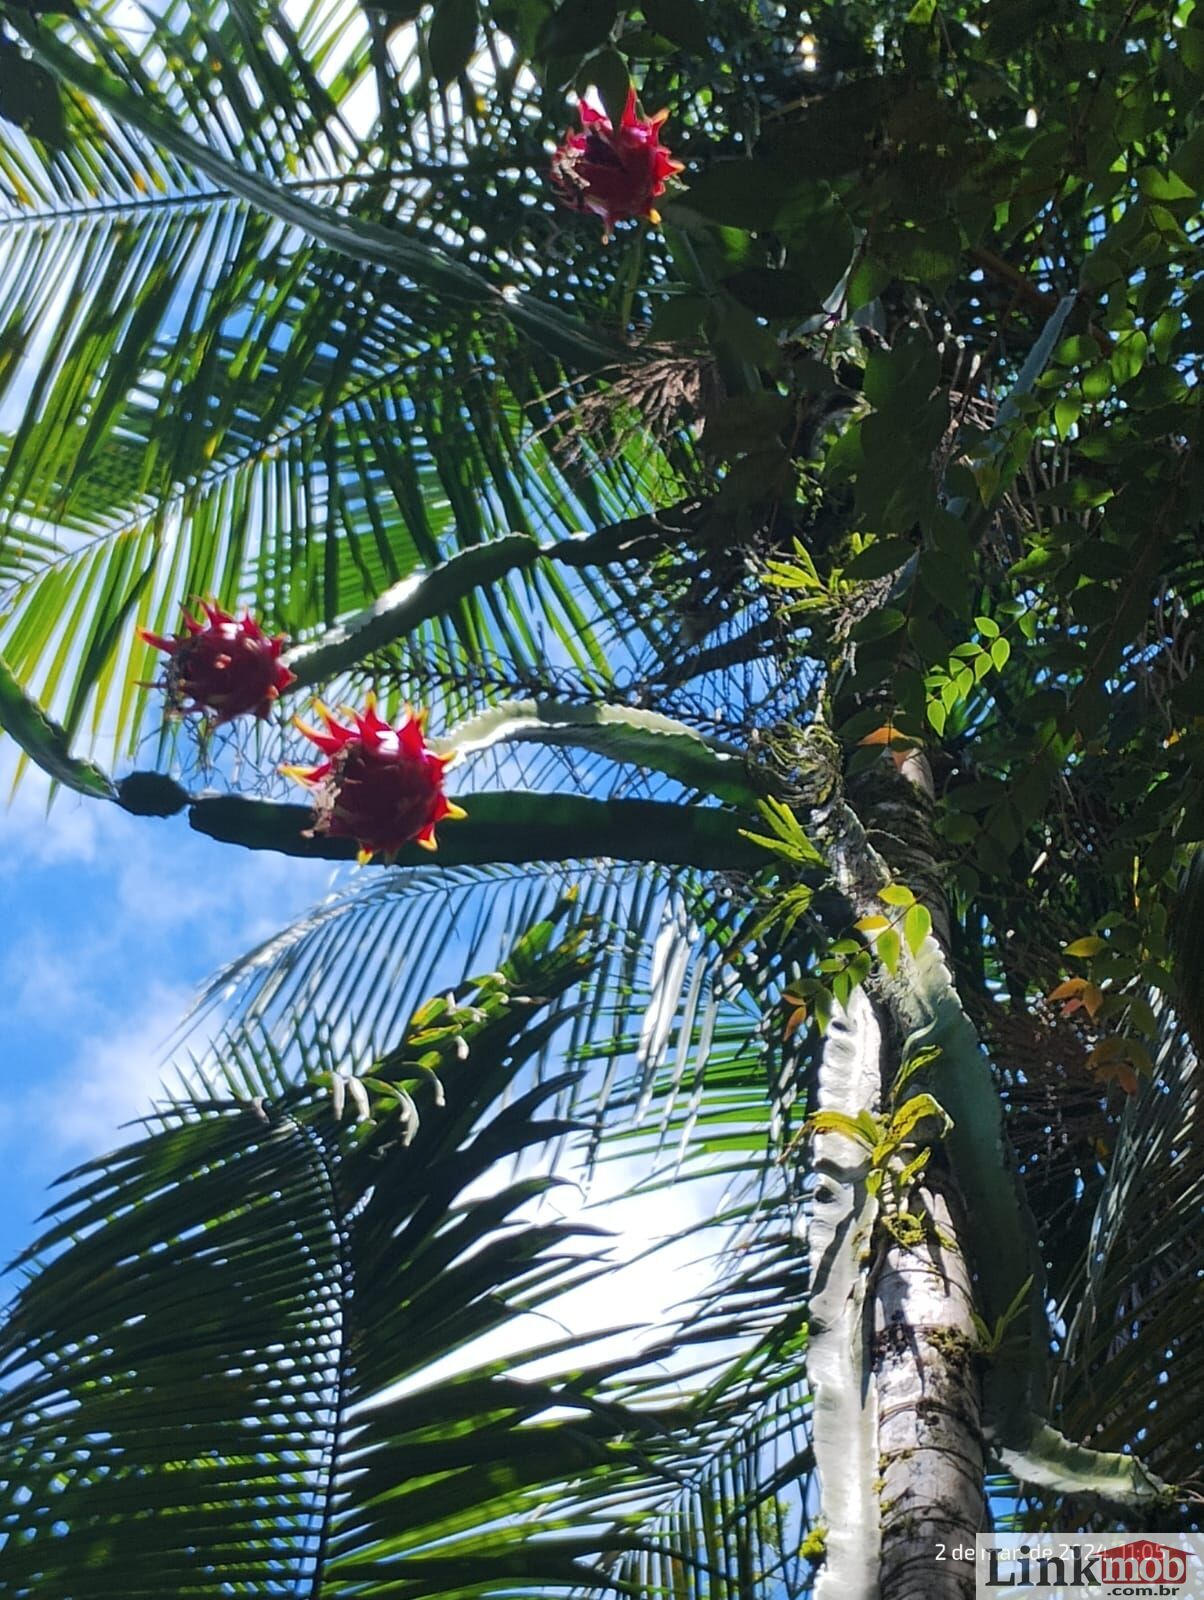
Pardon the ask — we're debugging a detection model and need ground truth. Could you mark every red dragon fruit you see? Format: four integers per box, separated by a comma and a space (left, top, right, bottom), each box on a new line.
551, 89, 684, 239
285, 697, 465, 862
141, 602, 295, 724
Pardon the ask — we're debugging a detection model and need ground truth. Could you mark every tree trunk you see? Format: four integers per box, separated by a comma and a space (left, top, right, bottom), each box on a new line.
874, 1182, 984, 1600
808, 774, 987, 1600
805, 969, 984, 1600
859, 765, 987, 1600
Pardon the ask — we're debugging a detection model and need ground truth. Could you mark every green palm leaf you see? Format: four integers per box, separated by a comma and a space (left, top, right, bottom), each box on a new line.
0, 903, 674, 1597
1052, 1012, 1204, 1491
0, 0, 700, 765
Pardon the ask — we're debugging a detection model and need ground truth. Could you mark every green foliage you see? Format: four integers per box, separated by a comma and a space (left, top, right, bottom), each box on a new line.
972, 1276, 1035, 1359
0, 0, 673, 760
1052, 1015, 1203, 1490
428, 0, 479, 84
737, 797, 826, 947
0, 910, 659, 1598
0, 38, 65, 146
804, 1090, 950, 1208
739, 796, 825, 868
2, 0, 1203, 1574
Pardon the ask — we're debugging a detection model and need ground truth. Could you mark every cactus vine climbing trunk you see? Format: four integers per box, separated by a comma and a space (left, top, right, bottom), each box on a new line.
807, 990, 985, 1600
804, 746, 1166, 1595
807, 758, 990, 1600
806, 984, 884, 1600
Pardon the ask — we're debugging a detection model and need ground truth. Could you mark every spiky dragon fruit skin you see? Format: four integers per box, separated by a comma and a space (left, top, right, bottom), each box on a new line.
141, 603, 295, 724
285, 698, 466, 862
551, 89, 684, 238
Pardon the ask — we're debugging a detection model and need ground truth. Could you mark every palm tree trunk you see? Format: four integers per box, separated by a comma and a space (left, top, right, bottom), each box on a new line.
809, 770, 986, 1600
874, 1181, 983, 1600
861, 764, 985, 1599
805, 974, 984, 1600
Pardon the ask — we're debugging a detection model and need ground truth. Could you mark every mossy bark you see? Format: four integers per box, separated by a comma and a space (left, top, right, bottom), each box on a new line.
874, 1182, 984, 1600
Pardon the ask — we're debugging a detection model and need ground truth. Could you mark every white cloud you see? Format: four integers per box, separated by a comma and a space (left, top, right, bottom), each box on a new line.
110, 810, 340, 945
0, 782, 109, 870
0, 769, 341, 1177
1, 783, 749, 1397
37, 979, 196, 1156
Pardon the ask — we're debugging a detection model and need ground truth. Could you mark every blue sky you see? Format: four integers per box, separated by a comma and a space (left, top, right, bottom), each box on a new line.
0, 769, 725, 1357
0, 774, 337, 1275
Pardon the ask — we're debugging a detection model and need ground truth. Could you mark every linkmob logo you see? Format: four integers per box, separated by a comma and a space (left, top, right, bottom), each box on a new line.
973, 1533, 1204, 1597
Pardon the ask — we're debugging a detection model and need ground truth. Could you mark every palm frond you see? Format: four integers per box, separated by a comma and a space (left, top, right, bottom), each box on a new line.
1052, 1012, 1204, 1493
556, 1049, 816, 1600
187, 852, 771, 1156
0, 0, 708, 768
0, 900, 682, 1598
